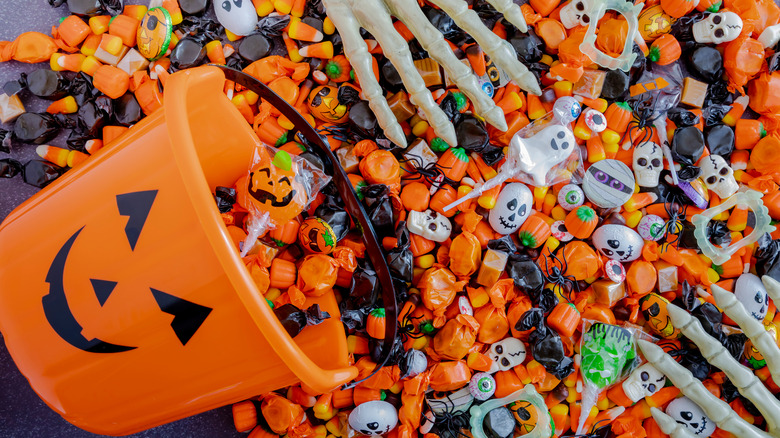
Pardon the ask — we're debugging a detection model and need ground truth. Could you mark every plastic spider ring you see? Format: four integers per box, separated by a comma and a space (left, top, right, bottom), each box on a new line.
578, 0, 644, 72
691, 190, 776, 265
469, 384, 552, 438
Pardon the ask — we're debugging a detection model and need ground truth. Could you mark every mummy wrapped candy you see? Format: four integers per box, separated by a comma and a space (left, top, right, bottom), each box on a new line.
582, 159, 635, 208
699, 154, 739, 199
632, 142, 663, 188
214, 0, 259, 36
592, 224, 644, 262
349, 400, 399, 436
489, 183, 533, 234
665, 397, 716, 437
621, 363, 666, 403
693, 12, 743, 45
406, 209, 452, 242
735, 273, 769, 321
487, 337, 527, 373
320, 0, 541, 148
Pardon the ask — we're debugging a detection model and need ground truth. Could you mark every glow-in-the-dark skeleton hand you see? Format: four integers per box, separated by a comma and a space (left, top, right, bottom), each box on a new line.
639, 276, 780, 438
321, 0, 542, 148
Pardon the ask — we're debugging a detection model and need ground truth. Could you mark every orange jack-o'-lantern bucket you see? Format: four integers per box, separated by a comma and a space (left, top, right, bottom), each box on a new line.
0, 66, 359, 435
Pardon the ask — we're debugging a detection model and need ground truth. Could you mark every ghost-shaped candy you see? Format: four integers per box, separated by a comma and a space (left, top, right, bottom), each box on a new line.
735, 273, 769, 321
488, 183, 533, 234
509, 124, 577, 187
214, 0, 258, 36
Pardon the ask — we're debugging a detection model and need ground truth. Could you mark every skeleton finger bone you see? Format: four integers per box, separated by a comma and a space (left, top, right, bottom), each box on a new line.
650, 407, 697, 438
349, 0, 458, 146
484, 0, 528, 33
665, 303, 780, 436
427, 0, 542, 95
384, 0, 508, 131
711, 283, 780, 385
321, 0, 408, 147
637, 339, 770, 438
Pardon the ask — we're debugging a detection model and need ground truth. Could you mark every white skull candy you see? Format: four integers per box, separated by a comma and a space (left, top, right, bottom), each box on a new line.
735, 273, 769, 321
560, 0, 595, 29
488, 183, 533, 234
666, 397, 716, 437
510, 124, 577, 187
621, 363, 666, 403
487, 337, 526, 373
693, 12, 743, 45
348, 400, 398, 436
632, 142, 663, 187
406, 209, 452, 242
592, 224, 644, 262
699, 155, 739, 199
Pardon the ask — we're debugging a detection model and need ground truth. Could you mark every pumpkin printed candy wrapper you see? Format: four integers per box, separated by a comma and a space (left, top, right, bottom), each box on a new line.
236, 143, 330, 257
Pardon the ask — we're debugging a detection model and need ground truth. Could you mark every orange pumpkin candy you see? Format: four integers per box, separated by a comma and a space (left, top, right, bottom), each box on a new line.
308, 85, 349, 123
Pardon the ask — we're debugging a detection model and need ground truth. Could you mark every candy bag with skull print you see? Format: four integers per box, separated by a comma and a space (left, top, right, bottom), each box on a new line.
236, 143, 331, 257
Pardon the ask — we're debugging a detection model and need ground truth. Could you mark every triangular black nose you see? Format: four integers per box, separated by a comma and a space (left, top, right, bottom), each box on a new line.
508, 214, 515, 221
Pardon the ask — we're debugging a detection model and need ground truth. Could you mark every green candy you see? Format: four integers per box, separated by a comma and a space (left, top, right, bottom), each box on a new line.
580, 323, 636, 388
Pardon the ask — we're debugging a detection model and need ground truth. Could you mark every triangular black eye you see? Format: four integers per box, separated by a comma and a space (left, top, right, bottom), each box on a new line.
222, 0, 231, 11
234, 0, 243, 6
507, 199, 517, 211
518, 204, 527, 216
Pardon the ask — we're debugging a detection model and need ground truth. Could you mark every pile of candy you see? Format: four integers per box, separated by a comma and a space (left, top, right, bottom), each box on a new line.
4, 0, 780, 437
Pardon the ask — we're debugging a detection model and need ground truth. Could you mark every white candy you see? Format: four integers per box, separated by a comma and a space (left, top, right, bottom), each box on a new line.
633, 142, 663, 188
693, 12, 743, 45
349, 401, 398, 436
487, 338, 526, 374
622, 363, 666, 403
509, 124, 577, 187
592, 224, 644, 262
488, 183, 533, 234
735, 273, 769, 321
214, 0, 259, 36
666, 397, 716, 437
406, 209, 451, 242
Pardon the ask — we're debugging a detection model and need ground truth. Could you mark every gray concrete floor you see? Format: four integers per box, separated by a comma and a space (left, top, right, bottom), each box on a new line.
0, 1, 245, 436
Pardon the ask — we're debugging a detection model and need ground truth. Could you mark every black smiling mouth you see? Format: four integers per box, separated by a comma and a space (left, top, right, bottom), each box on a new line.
248, 185, 295, 207
498, 216, 514, 229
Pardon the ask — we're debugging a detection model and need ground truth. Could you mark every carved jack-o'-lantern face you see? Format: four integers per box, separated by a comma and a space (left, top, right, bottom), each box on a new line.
640, 293, 681, 340
308, 85, 348, 123
238, 148, 308, 225
137, 7, 173, 61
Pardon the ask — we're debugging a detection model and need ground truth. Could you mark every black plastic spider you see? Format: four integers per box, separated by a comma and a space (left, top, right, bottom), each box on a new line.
396, 301, 429, 343
316, 123, 351, 143
660, 191, 688, 248
399, 153, 454, 190
560, 419, 611, 438
541, 245, 580, 302
620, 97, 662, 148
429, 398, 472, 438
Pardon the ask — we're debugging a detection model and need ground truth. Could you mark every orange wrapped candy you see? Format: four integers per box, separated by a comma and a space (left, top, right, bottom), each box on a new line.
433, 314, 480, 360
419, 264, 467, 327
429, 360, 472, 392
474, 303, 510, 344
448, 231, 482, 277
748, 71, 780, 117
750, 135, 780, 175
595, 17, 628, 59
296, 254, 339, 296
723, 35, 765, 91
358, 149, 401, 194
261, 394, 306, 435
0, 32, 58, 63
243, 55, 311, 84
541, 241, 600, 281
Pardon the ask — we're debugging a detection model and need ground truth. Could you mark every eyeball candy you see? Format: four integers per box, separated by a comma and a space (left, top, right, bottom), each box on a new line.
489, 183, 533, 234
469, 372, 496, 400
348, 400, 399, 436
582, 108, 607, 133
557, 184, 585, 211
604, 259, 626, 283
582, 159, 635, 208
637, 214, 665, 241
214, 0, 259, 36
551, 220, 574, 241
592, 224, 644, 262
553, 96, 582, 124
